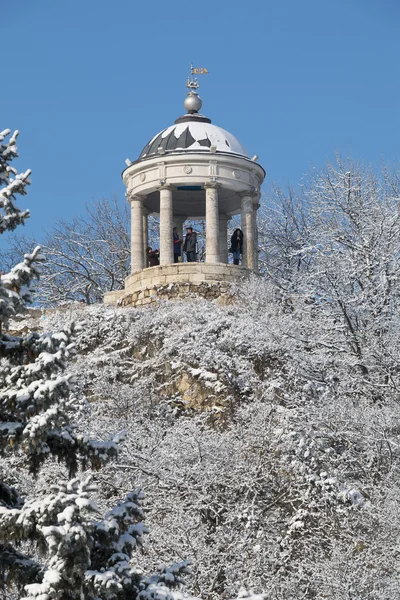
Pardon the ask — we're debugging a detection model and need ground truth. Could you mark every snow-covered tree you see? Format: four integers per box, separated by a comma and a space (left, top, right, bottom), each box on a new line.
5, 135, 400, 599
0, 129, 30, 234
258, 158, 400, 400
2, 198, 161, 306
0, 130, 196, 600
27, 155, 400, 597
28, 285, 399, 600
2, 197, 131, 306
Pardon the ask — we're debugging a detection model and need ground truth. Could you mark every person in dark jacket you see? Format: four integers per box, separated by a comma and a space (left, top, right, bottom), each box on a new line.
230, 228, 243, 265
183, 227, 197, 262
173, 227, 183, 263
146, 246, 159, 267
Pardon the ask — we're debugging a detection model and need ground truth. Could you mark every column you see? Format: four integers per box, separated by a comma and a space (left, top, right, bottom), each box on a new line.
130, 195, 144, 273
205, 182, 220, 263
143, 210, 149, 266
159, 185, 174, 265
253, 200, 260, 271
241, 192, 256, 270
218, 213, 229, 264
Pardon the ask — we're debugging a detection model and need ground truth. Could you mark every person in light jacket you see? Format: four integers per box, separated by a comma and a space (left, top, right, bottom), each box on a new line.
183, 227, 197, 262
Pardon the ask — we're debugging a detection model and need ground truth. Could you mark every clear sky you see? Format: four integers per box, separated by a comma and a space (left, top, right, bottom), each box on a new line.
2, 0, 400, 246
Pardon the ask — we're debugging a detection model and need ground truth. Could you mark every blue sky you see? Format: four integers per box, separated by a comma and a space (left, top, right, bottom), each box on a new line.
2, 0, 400, 246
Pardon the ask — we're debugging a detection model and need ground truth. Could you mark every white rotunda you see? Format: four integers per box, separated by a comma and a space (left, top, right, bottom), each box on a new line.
104, 73, 265, 307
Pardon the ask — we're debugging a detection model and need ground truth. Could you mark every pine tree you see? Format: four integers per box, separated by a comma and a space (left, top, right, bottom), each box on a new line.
0, 130, 194, 600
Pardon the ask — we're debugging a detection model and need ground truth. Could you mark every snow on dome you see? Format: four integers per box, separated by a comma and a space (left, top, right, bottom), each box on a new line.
139, 121, 249, 160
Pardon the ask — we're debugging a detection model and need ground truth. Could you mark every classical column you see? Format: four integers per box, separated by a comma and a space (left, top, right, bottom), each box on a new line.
218, 213, 229, 264
205, 182, 220, 263
240, 192, 256, 270
143, 209, 149, 266
159, 185, 174, 265
130, 195, 144, 273
253, 200, 260, 271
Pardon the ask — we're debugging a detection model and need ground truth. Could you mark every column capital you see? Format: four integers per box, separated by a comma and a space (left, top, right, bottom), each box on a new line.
204, 180, 221, 189
158, 182, 174, 191
253, 191, 262, 205
127, 192, 144, 204
239, 188, 259, 199
205, 180, 220, 263
130, 196, 145, 272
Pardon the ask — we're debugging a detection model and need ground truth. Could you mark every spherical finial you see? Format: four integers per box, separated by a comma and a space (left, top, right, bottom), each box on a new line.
184, 92, 202, 114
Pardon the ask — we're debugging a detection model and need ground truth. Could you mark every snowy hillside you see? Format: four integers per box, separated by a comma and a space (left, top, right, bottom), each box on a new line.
8, 275, 400, 600
3, 129, 400, 599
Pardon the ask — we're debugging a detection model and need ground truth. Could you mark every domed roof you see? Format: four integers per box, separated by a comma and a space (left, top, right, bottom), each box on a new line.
139, 119, 249, 160
136, 77, 251, 161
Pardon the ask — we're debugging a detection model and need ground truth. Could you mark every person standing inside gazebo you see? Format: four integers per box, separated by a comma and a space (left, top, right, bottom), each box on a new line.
173, 227, 183, 263
183, 227, 197, 262
146, 246, 160, 267
230, 228, 244, 265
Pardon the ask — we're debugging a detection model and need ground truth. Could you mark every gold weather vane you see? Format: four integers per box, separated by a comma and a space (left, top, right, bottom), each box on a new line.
186, 64, 209, 92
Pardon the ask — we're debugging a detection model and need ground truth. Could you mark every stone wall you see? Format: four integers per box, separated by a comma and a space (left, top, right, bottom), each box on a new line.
104, 262, 251, 307
119, 280, 236, 308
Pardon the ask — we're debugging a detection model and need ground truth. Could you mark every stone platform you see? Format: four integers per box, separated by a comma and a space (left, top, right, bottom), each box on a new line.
103, 262, 251, 307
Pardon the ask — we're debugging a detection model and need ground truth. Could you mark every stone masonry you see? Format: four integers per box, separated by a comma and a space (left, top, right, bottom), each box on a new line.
104, 262, 251, 308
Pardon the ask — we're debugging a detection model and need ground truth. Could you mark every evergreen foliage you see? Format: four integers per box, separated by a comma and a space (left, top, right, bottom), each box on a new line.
0, 130, 198, 600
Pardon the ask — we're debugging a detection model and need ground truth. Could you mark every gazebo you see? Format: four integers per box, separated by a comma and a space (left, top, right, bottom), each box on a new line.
104, 73, 265, 306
